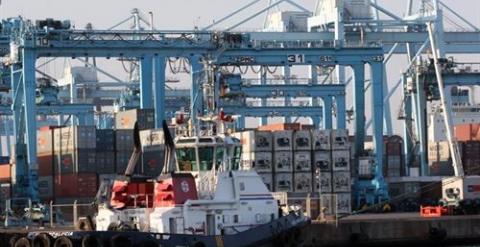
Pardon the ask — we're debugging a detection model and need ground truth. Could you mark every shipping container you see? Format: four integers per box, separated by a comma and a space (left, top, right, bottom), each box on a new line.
96, 129, 115, 151
314, 172, 332, 193
54, 149, 96, 174
358, 157, 375, 179
332, 150, 350, 171
0, 156, 9, 165
95, 151, 116, 174
273, 131, 293, 151
455, 124, 480, 142
54, 126, 96, 150
293, 172, 313, 192
312, 130, 331, 150
320, 193, 333, 215
257, 123, 301, 131
385, 135, 403, 156
37, 128, 54, 155
429, 161, 454, 176
463, 159, 480, 176
386, 156, 402, 177
273, 151, 293, 172
38, 176, 53, 198
0, 183, 11, 203
115, 108, 155, 130
294, 151, 312, 172
334, 193, 352, 214
331, 129, 350, 150
55, 173, 98, 198
388, 182, 421, 199
115, 129, 135, 151
442, 176, 480, 202
38, 155, 53, 176
313, 151, 331, 172
332, 171, 351, 193
0, 164, 10, 183
273, 172, 293, 192
233, 131, 272, 153
241, 152, 273, 173
116, 151, 140, 174
293, 130, 312, 151
258, 173, 273, 191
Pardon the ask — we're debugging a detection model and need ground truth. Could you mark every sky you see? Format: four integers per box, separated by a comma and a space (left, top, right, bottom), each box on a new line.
1, 0, 479, 134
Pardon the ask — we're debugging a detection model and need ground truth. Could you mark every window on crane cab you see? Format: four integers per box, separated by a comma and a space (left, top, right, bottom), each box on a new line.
215, 146, 224, 170
232, 146, 242, 170
198, 147, 214, 171
176, 148, 197, 171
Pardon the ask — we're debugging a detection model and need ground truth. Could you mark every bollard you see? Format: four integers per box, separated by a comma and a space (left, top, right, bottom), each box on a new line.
73, 200, 78, 228
50, 201, 54, 228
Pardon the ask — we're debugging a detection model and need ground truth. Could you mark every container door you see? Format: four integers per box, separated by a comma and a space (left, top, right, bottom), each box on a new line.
206, 214, 215, 235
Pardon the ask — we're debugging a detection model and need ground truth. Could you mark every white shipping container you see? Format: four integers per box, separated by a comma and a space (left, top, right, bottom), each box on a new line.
334, 193, 352, 214
332, 150, 350, 171
241, 152, 273, 173
274, 172, 293, 192
332, 171, 351, 192
54, 126, 96, 150
313, 151, 331, 171
331, 129, 350, 150
233, 131, 273, 153
320, 193, 333, 215
294, 151, 312, 172
312, 130, 331, 150
358, 157, 375, 178
293, 130, 312, 151
274, 151, 293, 172
314, 172, 332, 193
293, 172, 313, 193
274, 131, 293, 151
259, 173, 274, 191
442, 176, 480, 202
139, 129, 165, 151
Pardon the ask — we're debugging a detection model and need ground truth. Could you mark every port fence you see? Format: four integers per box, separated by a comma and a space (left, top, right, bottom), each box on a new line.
48, 201, 96, 228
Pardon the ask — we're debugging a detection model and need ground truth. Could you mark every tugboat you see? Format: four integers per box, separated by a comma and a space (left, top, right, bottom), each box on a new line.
6, 121, 308, 247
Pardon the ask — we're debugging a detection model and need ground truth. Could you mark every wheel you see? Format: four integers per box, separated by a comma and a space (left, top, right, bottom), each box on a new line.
81, 235, 103, 247
14, 237, 31, 247
53, 236, 73, 247
33, 234, 52, 247
9, 235, 20, 247
110, 235, 132, 247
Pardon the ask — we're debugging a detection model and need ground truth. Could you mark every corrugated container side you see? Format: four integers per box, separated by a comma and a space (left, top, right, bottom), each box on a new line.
429, 161, 454, 176
332, 150, 350, 171
115, 109, 155, 130
320, 194, 333, 215
142, 151, 165, 176
241, 152, 273, 173
37, 129, 53, 154
38, 155, 53, 176
115, 130, 135, 151
314, 172, 332, 193
273, 131, 293, 151
331, 129, 350, 150
0, 183, 11, 203
116, 152, 140, 174
312, 130, 331, 150
332, 171, 351, 193
334, 193, 352, 214
273, 151, 293, 172
293, 151, 312, 172
273, 172, 293, 192
95, 151, 116, 174
54, 126, 96, 150
293, 130, 312, 151
38, 176, 53, 198
313, 151, 331, 172
96, 129, 115, 151
293, 172, 313, 193
139, 129, 165, 152
257, 123, 300, 131
385, 135, 403, 156
0, 164, 11, 183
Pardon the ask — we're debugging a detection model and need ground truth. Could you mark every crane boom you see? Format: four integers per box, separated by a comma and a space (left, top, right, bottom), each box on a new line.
427, 22, 464, 177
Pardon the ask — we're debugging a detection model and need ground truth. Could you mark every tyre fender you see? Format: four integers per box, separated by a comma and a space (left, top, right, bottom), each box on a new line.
53, 236, 73, 247
81, 235, 104, 247
110, 235, 132, 247
33, 233, 53, 247
14, 237, 31, 247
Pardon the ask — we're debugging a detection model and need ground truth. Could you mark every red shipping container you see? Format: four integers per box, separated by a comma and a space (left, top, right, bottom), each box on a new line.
55, 173, 98, 198
38, 155, 53, 176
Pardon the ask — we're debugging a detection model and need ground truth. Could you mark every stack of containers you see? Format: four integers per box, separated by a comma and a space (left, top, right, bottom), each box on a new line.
139, 129, 166, 176
95, 129, 116, 174
0, 157, 11, 205
384, 136, 404, 177
233, 130, 274, 190
461, 141, 480, 175
53, 126, 98, 202
428, 141, 454, 176
293, 130, 312, 193
115, 109, 155, 174
273, 130, 294, 192
312, 129, 333, 215
37, 127, 55, 201
331, 129, 352, 215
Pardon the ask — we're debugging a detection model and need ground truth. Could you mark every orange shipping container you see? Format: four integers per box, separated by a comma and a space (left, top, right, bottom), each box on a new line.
0, 165, 11, 183
258, 123, 301, 131
455, 124, 480, 142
